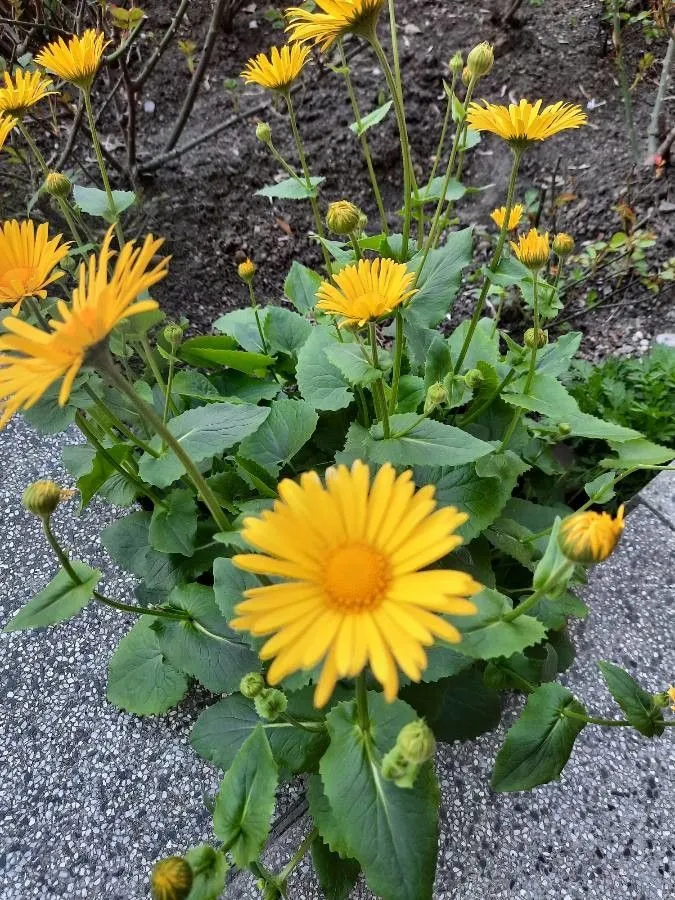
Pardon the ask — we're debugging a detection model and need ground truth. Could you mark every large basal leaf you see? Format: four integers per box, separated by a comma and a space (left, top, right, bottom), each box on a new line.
492, 683, 586, 791
107, 618, 188, 715
407, 227, 473, 328
598, 661, 665, 737
451, 588, 547, 660
600, 437, 675, 469
212, 726, 278, 869
320, 693, 439, 900
183, 845, 228, 900
149, 488, 198, 556
368, 413, 493, 467
238, 397, 318, 477
101, 511, 180, 590
296, 326, 353, 411
214, 307, 268, 353
4, 562, 100, 632
311, 836, 361, 900
264, 305, 312, 357
284, 260, 321, 314
138, 402, 270, 488
154, 584, 258, 693
307, 773, 353, 860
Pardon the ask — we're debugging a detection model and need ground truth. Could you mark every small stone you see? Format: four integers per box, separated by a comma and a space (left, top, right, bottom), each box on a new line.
655, 333, 675, 348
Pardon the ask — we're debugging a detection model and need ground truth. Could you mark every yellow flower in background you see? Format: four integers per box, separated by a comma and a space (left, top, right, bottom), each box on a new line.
36, 29, 108, 89
237, 258, 257, 282
230, 460, 480, 707
0, 113, 17, 150
552, 232, 575, 256
467, 99, 587, 147
510, 228, 550, 270
668, 686, 675, 713
0, 220, 70, 313
286, 0, 386, 52
241, 43, 311, 91
558, 505, 625, 565
150, 856, 193, 900
0, 227, 168, 427
490, 204, 523, 231
315, 257, 416, 327
0, 69, 56, 116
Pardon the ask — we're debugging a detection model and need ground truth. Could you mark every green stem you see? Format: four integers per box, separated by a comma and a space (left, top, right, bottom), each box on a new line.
83, 89, 125, 246
388, 310, 405, 413
24, 296, 50, 330
282, 711, 326, 734
390, 409, 432, 439
369, 322, 390, 437
563, 710, 630, 728
426, 76, 456, 190
96, 351, 231, 531
139, 335, 178, 416
247, 282, 269, 355
163, 349, 177, 426
42, 516, 82, 583
355, 672, 370, 734
458, 369, 515, 426
83, 383, 160, 456
502, 586, 546, 622
523, 270, 540, 394
279, 827, 320, 883
93, 590, 190, 621
453, 146, 524, 374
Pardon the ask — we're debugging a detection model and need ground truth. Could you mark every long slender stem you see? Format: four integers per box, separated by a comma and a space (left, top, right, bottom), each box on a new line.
83, 89, 125, 246
523, 270, 540, 394
163, 350, 177, 426
388, 311, 405, 413
279, 827, 320, 883
248, 282, 269, 354
42, 517, 82, 583
355, 672, 370, 733
502, 586, 546, 622
612, 4, 639, 164
139, 335, 177, 416
369, 322, 390, 437
83, 383, 160, 456
93, 590, 190, 621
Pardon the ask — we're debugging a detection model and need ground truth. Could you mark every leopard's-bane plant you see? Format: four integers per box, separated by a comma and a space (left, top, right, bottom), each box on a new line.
4, 9, 675, 900
36, 29, 108, 90
0, 69, 56, 116
0, 219, 70, 314
241, 43, 311, 91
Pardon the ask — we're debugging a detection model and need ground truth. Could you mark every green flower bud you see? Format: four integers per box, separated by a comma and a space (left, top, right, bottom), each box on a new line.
256, 121, 272, 143
150, 856, 193, 900
467, 42, 494, 79
558, 422, 572, 435
22, 480, 70, 519
552, 232, 574, 256
524, 327, 548, 349
240, 671, 265, 699
326, 200, 362, 236
254, 687, 288, 721
461, 65, 472, 87
163, 323, 183, 346
449, 51, 464, 73
424, 382, 449, 414
381, 747, 412, 782
464, 368, 484, 390
396, 720, 436, 765
44, 171, 72, 198
652, 691, 670, 709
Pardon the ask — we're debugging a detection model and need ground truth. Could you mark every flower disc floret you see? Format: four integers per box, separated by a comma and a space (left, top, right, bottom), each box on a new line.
0, 69, 56, 116
467, 98, 587, 147
510, 228, 550, 270
0, 220, 70, 313
230, 460, 480, 707
36, 29, 108, 89
490, 204, 523, 231
286, 0, 386, 52
558, 506, 625, 564
315, 257, 416, 327
241, 43, 310, 91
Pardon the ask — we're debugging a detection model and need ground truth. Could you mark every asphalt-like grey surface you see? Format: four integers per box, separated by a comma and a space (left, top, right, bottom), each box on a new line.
1, 417, 674, 899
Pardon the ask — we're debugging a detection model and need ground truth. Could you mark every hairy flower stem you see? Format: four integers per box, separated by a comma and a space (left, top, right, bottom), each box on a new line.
279, 827, 320, 883
82, 382, 160, 457
355, 671, 370, 734
83, 89, 125, 246
369, 322, 391, 437
339, 43, 388, 235
96, 351, 231, 531
501, 271, 541, 451
248, 281, 269, 355
453, 146, 524, 375
502, 586, 546, 622
388, 310, 405, 413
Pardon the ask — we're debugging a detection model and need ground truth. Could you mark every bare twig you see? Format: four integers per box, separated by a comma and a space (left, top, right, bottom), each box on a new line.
656, 122, 675, 158
647, 34, 674, 157
0, 16, 72, 37
132, 0, 191, 89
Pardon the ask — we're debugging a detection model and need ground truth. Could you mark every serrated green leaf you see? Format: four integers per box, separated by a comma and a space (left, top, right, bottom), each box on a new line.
296, 326, 353, 411
149, 489, 198, 556
403, 666, 501, 742
598, 661, 665, 737
4, 562, 100, 632
239, 397, 318, 477
257, 175, 324, 200
407, 227, 473, 328
600, 437, 675, 469
101, 511, 180, 590
349, 100, 392, 135
307, 773, 353, 860
284, 261, 321, 314
452, 588, 546, 660
213, 557, 260, 621
325, 342, 383, 386
368, 413, 493, 467
311, 836, 361, 900
264, 305, 312, 357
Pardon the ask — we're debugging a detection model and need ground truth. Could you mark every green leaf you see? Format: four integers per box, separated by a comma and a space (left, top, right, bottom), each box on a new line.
257, 175, 325, 200
296, 326, 353, 411
598, 661, 665, 737
239, 397, 318, 477
368, 413, 493, 467
155, 583, 258, 693
528, 591, 588, 630
325, 342, 383, 386
413, 176, 466, 206
4, 562, 100, 632
396, 374, 425, 413
311, 837, 361, 900
452, 588, 547, 660
423, 335, 452, 388
320, 694, 439, 900
349, 100, 392, 135
179, 336, 274, 374
191, 690, 327, 777
73, 184, 135, 220
403, 666, 501, 742
213, 557, 260, 623
171, 370, 222, 404
212, 371, 280, 405
307, 773, 353, 859
101, 511, 179, 590
264, 305, 312, 357
421, 643, 473, 684
107, 618, 188, 715
138, 402, 270, 488
584, 471, 616, 503
184, 845, 228, 900
214, 307, 268, 352
71, 443, 138, 509
600, 437, 675, 469
492, 683, 586, 791
534, 333, 582, 377
212, 726, 278, 869
408, 227, 473, 328
448, 317, 502, 374
284, 260, 321, 314
149, 489, 198, 556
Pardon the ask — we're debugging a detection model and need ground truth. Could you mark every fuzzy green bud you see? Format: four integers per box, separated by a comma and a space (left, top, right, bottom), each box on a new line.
254, 687, 288, 721
464, 368, 484, 390
524, 327, 548, 349
240, 671, 266, 699
652, 691, 670, 709
326, 200, 362, 236
467, 42, 494, 79
44, 171, 72, 198
163, 323, 183, 346
449, 51, 464, 73
424, 382, 449, 413
552, 232, 574, 256
256, 121, 272, 143
558, 422, 572, 435
150, 856, 193, 900
396, 720, 436, 765
22, 480, 68, 519
461, 65, 472, 87
381, 747, 412, 781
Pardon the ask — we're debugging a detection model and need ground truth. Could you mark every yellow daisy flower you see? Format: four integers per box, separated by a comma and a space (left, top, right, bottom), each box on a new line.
490, 204, 523, 231
667, 686, 675, 713
0, 69, 56, 116
241, 43, 311, 92
286, 0, 386, 52
0, 220, 70, 313
0, 113, 17, 150
0, 227, 168, 427
315, 257, 417, 327
510, 228, 550, 270
35, 29, 108, 90
230, 460, 480, 707
150, 857, 193, 900
467, 99, 587, 147
558, 505, 625, 565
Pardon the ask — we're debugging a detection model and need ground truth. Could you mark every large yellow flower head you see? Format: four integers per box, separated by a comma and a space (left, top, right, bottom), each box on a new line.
510, 228, 550, 270
467, 99, 587, 148
0, 113, 17, 150
286, 0, 386, 52
230, 461, 480, 707
0, 220, 70, 313
241, 43, 311, 91
0, 227, 168, 427
0, 69, 56, 116
490, 204, 523, 232
36, 29, 108, 90
315, 257, 417, 328
558, 505, 625, 565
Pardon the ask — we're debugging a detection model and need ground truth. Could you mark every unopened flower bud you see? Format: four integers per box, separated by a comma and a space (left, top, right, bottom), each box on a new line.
449, 51, 464, 73
652, 691, 670, 709
464, 368, 484, 390
326, 200, 362, 236
552, 232, 574, 256
150, 856, 193, 900
255, 121, 272, 143
254, 687, 287, 721
467, 42, 494, 79
668, 686, 675, 712
396, 720, 436, 765
22, 480, 68, 519
461, 65, 472, 87
524, 327, 548, 349
237, 258, 256, 283
44, 171, 72, 198
558, 422, 571, 435
381, 746, 411, 782
240, 671, 265, 699
163, 323, 183, 346
424, 382, 449, 413
558, 506, 625, 565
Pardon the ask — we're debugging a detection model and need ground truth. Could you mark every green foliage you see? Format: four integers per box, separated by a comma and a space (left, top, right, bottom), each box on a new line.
4, 562, 100, 632
598, 661, 665, 737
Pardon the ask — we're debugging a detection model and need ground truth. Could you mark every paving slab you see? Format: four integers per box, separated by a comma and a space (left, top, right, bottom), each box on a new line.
1, 417, 674, 900
639, 468, 675, 528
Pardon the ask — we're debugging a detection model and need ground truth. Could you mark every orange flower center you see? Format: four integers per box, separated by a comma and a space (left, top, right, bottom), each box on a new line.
323, 541, 390, 611
1, 266, 35, 293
